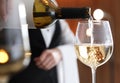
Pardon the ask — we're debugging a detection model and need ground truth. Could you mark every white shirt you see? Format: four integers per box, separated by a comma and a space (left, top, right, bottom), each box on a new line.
40, 23, 55, 47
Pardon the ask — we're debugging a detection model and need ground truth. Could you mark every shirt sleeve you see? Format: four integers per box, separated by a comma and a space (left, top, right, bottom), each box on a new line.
56, 20, 80, 83
59, 20, 75, 44
57, 45, 80, 83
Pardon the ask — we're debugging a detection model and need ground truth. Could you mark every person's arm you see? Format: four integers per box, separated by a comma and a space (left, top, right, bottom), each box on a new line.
57, 20, 80, 83
59, 20, 75, 44
0, 0, 6, 20
0, 0, 12, 21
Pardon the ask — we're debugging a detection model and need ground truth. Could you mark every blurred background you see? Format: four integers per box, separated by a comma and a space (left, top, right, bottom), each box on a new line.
57, 0, 120, 83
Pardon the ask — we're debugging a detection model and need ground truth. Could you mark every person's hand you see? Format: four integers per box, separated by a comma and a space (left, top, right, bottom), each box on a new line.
0, 0, 12, 21
34, 48, 62, 70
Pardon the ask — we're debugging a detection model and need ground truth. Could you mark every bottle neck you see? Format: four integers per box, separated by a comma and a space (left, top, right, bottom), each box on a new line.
55, 7, 90, 19
33, 7, 90, 19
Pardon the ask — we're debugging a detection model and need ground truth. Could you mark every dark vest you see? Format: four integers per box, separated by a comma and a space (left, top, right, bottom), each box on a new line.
9, 21, 62, 83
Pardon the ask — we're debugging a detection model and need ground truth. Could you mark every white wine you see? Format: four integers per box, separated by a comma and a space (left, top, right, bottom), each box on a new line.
75, 44, 113, 68
0, 50, 31, 76
0, 50, 31, 83
33, 0, 90, 28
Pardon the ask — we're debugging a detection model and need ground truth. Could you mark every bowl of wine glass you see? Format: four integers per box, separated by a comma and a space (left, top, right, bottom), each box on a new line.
0, 0, 31, 83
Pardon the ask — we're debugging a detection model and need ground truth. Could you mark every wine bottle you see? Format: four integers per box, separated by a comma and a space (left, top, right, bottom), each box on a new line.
33, 0, 91, 28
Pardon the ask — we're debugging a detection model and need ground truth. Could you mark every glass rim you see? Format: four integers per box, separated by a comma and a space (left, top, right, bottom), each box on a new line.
79, 20, 109, 23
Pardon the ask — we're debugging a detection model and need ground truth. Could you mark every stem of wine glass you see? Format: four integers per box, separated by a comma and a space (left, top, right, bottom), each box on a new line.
0, 75, 9, 83
91, 67, 97, 83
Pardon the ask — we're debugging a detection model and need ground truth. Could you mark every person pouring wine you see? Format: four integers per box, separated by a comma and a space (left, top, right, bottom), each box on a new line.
0, 0, 90, 83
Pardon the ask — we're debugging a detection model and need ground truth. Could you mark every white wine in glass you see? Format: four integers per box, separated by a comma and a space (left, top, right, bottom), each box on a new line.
75, 20, 114, 83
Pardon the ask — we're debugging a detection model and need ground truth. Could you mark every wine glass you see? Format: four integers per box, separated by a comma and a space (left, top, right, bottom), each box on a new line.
0, 27, 31, 83
0, 0, 31, 83
74, 20, 114, 83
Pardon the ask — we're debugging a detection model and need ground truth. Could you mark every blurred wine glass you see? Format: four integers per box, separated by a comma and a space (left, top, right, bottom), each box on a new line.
75, 20, 114, 83
0, 0, 31, 83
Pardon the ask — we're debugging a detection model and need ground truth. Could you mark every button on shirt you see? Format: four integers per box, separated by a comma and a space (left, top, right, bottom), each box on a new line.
41, 24, 55, 48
